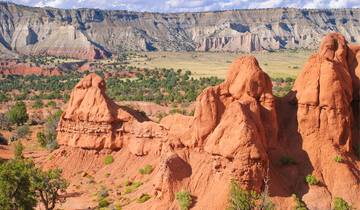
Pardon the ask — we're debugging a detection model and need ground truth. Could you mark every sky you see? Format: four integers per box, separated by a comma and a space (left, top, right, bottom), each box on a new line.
6, 0, 360, 12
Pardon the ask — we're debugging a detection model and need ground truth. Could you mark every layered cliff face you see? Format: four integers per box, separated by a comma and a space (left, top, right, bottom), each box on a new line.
1, 2, 360, 59
50, 33, 360, 209
0, 60, 61, 76
57, 73, 166, 151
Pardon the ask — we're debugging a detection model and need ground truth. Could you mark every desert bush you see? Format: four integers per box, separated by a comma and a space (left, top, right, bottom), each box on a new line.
36, 130, 58, 151
176, 190, 192, 210
0, 92, 9, 103
16, 125, 30, 139
132, 181, 142, 188
137, 193, 151, 203
258, 174, 275, 210
334, 156, 344, 163
98, 186, 109, 199
292, 194, 308, 210
7, 101, 29, 126
124, 179, 132, 186
104, 155, 114, 165
333, 197, 352, 210
0, 113, 11, 130
279, 156, 296, 166
112, 203, 123, 210
155, 112, 167, 121
139, 164, 153, 175
305, 174, 319, 185
46, 101, 56, 107
32, 99, 43, 109
14, 141, 24, 159
36, 132, 47, 147
124, 181, 142, 194
9, 135, 18, 142
228, 180, 257, 210
98, 198, 110, 208
36, 111, 61, 151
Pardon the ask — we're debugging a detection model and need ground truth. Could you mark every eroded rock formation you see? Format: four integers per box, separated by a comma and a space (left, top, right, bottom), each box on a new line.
51, 33, 360, 209
290, 33, 360, 209
57, 73, 166, 151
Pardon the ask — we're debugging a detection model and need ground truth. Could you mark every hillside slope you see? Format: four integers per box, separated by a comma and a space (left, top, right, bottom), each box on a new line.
1, 2, 360, 59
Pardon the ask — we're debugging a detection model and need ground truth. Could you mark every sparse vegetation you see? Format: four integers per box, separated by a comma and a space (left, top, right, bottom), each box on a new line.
98, 186, 109, 200
124, 181, 142, 194
137, 193, 151, 203
139, 164, 153, 175
98, 198, 110, 208
127, 51, 311, 79
0, 157, 37, 209
176, 190, 192, 210
14, 141, 24, 159
305, 174, 319, 185
272, 77, 295, 97
32, 168, 69, 210
36, 111, 61, 150
0, 113, 11, 130
106, 69, 222, 104
104, 155, 114, 165
0, 74, 80, 102
6, 101, 29, 125
124, 179, 132, 187
228, 180, 257, 210
334, 156, 344, 163
292, 194, 308, 210
0, 91, 9, 103
16, 124, 30, 139
227, 179, 276, 210
258, 172, 275, 210
32, 98, 44, 109
333, 197, 352, 210
46, 101, 57, 107
0, 150, 68, 210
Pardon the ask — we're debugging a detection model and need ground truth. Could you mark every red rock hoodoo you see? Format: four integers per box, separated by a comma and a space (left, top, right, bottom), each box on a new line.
288, 33, 360, 209
57, 73, 166, 152
190, 56, 278, 191
51, 33, 359, 209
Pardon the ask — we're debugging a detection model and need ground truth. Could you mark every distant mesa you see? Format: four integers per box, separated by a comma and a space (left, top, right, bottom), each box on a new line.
1, 2, 360, 59
0, 59, 61, 76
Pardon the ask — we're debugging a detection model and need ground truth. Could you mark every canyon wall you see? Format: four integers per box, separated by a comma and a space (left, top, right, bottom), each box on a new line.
1, 2, 360, 59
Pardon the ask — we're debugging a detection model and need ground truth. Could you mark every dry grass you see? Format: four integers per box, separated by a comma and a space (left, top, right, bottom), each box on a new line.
127, 50, 314, 79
